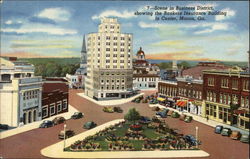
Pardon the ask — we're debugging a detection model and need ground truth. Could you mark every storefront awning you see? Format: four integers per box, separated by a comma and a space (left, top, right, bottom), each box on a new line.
176, 100, 187, 107
157, 97, 166, 102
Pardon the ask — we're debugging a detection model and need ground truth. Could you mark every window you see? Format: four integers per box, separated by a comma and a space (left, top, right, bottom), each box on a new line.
221, 78, 229, 88
63, 100, 67, 110
120, 48, 124, 52
232, 94, 238, 104
106, 60, 110, 63
106, 36, 110, 40
121, 37, 125, 40
106, 48, 110, 51
42, 106, 48, 118
57, 101, 62, 112
243, 80, 249, 91
50, 104, 55, 115
208, 77, 215, 86
113, 37, 117, 40
106, 54, 110, 57
232, 79, 238, 90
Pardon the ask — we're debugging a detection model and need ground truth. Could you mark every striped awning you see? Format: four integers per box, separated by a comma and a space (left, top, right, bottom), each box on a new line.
176, 100, 187, 107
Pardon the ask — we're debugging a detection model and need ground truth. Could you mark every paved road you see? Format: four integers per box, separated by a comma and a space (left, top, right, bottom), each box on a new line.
0, 89, 249, 159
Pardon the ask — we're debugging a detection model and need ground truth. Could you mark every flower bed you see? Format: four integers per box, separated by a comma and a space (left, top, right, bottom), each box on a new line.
65, 120, 199, 151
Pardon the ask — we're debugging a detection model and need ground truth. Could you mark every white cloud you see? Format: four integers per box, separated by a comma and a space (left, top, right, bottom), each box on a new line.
194, 23, 229, 34
92, 10, 135, 20
138, 21, 166, 28
37, 7, 71, 22
215, 8, 236, 21
1, 24, 77, 35
5, 20, 13, 25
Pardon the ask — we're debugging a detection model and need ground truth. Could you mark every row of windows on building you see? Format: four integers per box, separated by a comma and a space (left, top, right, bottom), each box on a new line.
208, 78, 249, 90
106, 54, 130, 57
100, 85, 127, 90
135, 77, 158, 82
159, 87, 177, 97
101, 79, 125, 83
100, 25, 119, 30
105, 60, 130, 63
87, 48, 131, 53
179, 88, 202, 100
23, 90, 39, 100
88, 36, 130, 41
88, 42, 131, 47
42, 99, 67, 118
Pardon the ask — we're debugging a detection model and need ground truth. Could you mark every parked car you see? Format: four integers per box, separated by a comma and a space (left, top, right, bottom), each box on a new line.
103, 107, 114, 113
240, 134, 249, 143
139, 116, 152, 124
149, 99, 158, 104
113, 107, 123, 113
184, 116, 193, 123
179, 114, 186, 121
183, 135, 200, 146
0, 124, 9, 130
171, 112, 180, 118
83, 121, 97, 129
71, 112, 84, 119
58, 129, 75, 139
142, 99, 148, 103
135, 98, 141, 103
152, 115, 164, 123
214, 125, 224, 134
52, 116, 66, 125
39, 120, 54, 128
221, 128, 232, 136
230, 130, 241, 140
151, 106, 160, 111
156, 108, 169, 118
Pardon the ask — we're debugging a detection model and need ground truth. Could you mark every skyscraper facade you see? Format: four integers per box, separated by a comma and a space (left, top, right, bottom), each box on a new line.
85, 18, 133, 100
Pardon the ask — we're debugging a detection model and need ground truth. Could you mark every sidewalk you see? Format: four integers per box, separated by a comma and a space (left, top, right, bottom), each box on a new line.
77, 93, 144, 106
149, 104, 249, 135
41, 119, 209, 158
0, 105, 79, 139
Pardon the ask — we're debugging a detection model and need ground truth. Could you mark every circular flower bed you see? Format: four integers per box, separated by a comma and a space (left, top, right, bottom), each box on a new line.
129, 123, 142, 131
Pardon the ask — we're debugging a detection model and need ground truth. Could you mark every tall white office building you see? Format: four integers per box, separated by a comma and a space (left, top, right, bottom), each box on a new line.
85, 18, 134, 100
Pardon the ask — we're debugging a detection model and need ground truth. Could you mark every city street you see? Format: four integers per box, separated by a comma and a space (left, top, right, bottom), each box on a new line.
0, 89, 249, 159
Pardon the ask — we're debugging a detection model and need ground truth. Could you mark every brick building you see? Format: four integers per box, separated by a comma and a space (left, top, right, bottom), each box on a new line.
202, 66, 249, 130
42, 78, 69, 119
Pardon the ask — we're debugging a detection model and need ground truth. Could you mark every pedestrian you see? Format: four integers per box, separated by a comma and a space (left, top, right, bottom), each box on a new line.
206, 116, 209, 122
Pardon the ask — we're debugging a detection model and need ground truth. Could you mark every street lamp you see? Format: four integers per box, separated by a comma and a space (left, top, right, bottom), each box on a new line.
195, 126, 199, 149
63, 124, 67, 151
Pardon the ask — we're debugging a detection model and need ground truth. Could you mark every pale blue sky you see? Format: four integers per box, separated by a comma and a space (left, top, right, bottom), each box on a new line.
0, 1, 249, 61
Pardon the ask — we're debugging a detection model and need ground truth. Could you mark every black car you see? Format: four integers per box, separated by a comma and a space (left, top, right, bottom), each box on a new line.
183, 135, 201, 146
214, 125, 223, 134
39, 120, 54, 128
139, 116, 152, 124
83, 121, 97, 129
0, 124, 9, 130
113, 107, 123, 113
71, 112, 84, 119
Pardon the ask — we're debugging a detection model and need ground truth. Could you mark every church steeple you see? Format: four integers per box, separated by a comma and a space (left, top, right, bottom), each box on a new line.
80, 35, 87, 67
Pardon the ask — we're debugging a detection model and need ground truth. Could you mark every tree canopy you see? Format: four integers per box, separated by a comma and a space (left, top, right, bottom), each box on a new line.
124, 108, 140, 123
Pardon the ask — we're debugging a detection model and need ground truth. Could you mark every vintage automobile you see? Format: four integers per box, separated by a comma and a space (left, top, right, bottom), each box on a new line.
71, 112, 84, 119
0, 124, 9, 130
214, 125, 224, 134
39, 120, 54, 128
184, 116, 193, 123
221, 128, 232, 136
103, 107, 114, 113
240, 134, 249, 143
113, 107, 123, 113
52, 116, 66, 125
58, 129, 75, 139
171, 112, 180, 118
83, 121, 97, 129
139, 116, 152, 124
183, 135, 201, 146
230, 130, 241, 140
156, 108, 169, 118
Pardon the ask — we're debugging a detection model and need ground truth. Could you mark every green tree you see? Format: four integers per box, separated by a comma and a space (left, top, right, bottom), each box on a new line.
124, 108, 140, 123
178, 61, 191, 69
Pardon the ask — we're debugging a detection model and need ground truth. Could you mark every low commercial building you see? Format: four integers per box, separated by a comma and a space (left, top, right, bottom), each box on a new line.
202, 66, 249, 130
42, 78, 69, 119
0, 57, 42, 127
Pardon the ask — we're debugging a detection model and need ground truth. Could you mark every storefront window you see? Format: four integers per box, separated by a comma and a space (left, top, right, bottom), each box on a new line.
213, 106, 217, 117
219, 107, 223, 119
245, 121, 249, 129
240, 119, 244, 126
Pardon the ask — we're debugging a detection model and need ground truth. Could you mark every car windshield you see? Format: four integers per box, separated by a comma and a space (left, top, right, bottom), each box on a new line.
223, 129, 229, 132
216, 127, 222, 130
242, 134, 249, 138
